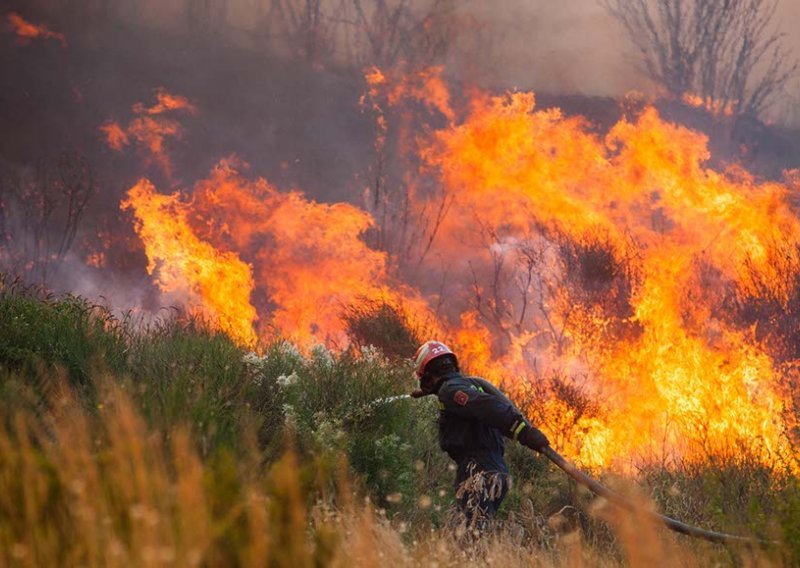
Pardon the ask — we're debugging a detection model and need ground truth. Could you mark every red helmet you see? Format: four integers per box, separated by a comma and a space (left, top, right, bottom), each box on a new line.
413, 341, 457, 378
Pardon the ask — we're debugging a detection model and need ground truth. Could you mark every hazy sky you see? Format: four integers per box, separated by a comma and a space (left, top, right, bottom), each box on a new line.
116, 0, 800, 122
464, 0, 638, 95
477, 0, 799, 122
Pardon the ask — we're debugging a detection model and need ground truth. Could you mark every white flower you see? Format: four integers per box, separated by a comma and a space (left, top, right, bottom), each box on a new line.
243, 351, 269, 387
311, 343, 334, 366
282, 404, 296, 423
276, 341, 301, 359
312, 416, 346, 449
242, 351, 262, 366
276, 371, 299, 388
359, 344, 384, 363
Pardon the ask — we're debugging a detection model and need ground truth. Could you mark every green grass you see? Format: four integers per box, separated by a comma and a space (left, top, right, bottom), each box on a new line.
0, 277, 127, 389
1, 279, 800, 565
126, 318, 253, 457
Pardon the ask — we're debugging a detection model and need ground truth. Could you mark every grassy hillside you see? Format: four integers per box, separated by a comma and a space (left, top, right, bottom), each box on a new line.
1, 277, 799, 566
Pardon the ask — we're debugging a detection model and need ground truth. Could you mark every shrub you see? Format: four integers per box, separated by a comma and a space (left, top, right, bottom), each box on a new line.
125, 315, 253, 457
1, 280, 799, 565
0, 276, 127, 390
343, 299, 423, 361
246, 342, 453, 521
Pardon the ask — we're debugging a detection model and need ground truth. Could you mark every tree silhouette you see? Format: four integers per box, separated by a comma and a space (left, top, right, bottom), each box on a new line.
605, 0, 797, 118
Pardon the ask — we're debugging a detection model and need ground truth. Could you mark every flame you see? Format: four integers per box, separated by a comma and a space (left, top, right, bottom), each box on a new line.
85, 251, 106, 268
682, 93, 736, 117
364, 65, 454, 123
6, 12, 66, 47
124, 159, 433, 349
100, 89, 196, 176
112, 69, 799, 471
134, 90, 196, 116
193, 159, 436, 347
414, 89, 799, 468
121, 179, 258, 347
99, 121, 129, 151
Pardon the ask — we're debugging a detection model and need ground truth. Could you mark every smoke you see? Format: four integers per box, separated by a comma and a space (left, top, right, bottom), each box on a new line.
1, 0, 798, 311
458, 0, 644, 96
774, 0, 800, 125
56, 251, 162, 316
459, 0, 799, 121
2, 0, 800, 469
7, 0, 796, 111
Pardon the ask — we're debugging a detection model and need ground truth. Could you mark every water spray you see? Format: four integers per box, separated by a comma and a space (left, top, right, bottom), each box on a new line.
367, 394, 413, 406
340, 394, 413, 424
366, 394, 774, 546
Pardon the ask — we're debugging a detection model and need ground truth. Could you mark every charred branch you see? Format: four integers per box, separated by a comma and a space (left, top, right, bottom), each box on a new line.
605, 0, 798, 118
0, 152, 95, 286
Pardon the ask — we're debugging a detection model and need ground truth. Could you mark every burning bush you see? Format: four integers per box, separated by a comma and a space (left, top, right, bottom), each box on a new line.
556, 232, 643, 350
728, 244, 800, 363
343, 298, 424, 361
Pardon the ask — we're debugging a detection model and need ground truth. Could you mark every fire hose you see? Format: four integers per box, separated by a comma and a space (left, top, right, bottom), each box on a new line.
362, 394, 772, 546
539, 445, 771, 545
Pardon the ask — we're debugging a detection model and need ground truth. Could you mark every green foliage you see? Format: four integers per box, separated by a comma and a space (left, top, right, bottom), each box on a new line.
0, 278, 127, 389
244, 343, 452, 521
126, 317, 252, 456
3, 279, 800, 563
0, 278, 452, 527
778, 477, 800, 564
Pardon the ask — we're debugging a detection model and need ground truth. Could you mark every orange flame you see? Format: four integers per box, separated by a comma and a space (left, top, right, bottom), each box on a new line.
113, 69, 799, 471
100, 89, 196, 176
134, 90, 196, 116
121, 179, 258, 346
99, 121, 129, 151
364, 65, 454, 123
84, 251, 106, 268
682, 93, 736, 117
124, 159, 433, 349
416, 90, 799, 469
6, 12, 66, 47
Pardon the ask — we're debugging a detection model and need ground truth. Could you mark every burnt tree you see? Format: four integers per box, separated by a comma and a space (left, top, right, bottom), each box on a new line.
605, 0, 797, 118
0, 153, 95, 286
270, 0, 331, 64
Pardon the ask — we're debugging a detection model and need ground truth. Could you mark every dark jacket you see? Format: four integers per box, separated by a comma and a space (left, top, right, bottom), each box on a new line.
436, 371, 531, 477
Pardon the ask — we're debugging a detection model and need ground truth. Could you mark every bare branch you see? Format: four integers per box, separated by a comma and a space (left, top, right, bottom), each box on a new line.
0, 153, 96, 286
605, 0, 798, 119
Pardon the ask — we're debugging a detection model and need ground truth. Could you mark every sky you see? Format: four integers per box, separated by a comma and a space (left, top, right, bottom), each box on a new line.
34, 0, 800, 124
478, 0, 799, 123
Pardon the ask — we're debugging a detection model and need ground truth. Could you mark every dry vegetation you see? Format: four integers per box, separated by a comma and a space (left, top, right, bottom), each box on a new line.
3, 2, 800, 566
605, 0, 798, 118
0, 278, 798, 567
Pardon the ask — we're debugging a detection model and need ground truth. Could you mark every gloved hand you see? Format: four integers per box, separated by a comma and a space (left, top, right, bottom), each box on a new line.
518, 425, 550, 452
410, 389, 427, 398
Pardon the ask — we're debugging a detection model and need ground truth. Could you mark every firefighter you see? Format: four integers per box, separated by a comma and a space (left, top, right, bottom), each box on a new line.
411, 340, 550, 528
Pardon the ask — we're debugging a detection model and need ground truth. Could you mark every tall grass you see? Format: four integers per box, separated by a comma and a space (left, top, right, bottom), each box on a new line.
0, 281, 797, 566
0, 382, 782, 567
0, 277, 127, 390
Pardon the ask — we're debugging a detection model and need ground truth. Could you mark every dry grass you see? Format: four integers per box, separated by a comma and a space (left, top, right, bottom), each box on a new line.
0, 284, 794, 566
0, 372, 788, 567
